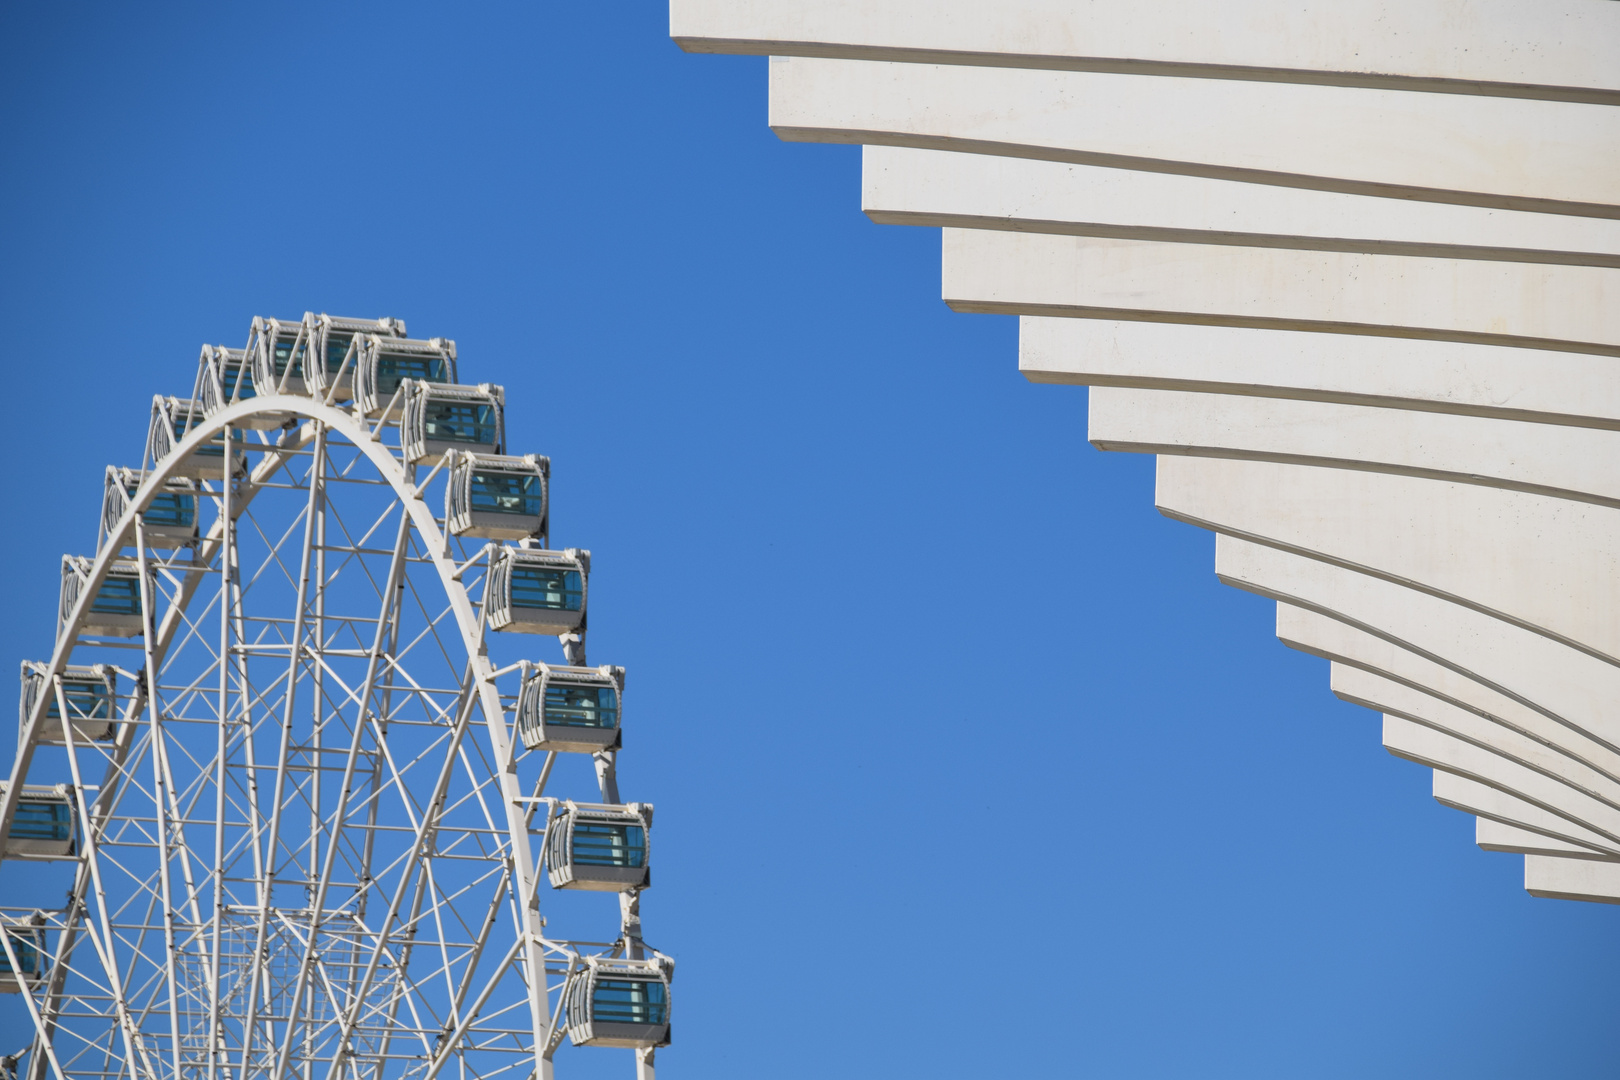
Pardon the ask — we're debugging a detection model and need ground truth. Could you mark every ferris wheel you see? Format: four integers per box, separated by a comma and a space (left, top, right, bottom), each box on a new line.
0, 314, 670, 1080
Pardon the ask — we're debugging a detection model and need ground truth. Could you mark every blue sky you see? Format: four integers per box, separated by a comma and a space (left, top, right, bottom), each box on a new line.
1, 4, 1614, 1077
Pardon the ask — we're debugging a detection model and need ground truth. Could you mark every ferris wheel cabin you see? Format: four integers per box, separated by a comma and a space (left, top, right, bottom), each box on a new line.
305, 313, 407, 404
401, 381, 505, 465
60, 556, 150, 639
19, 663, 116, 745
544, 801, 652, 891
516, 662, 622, 753
564, 957, 672, 1049
0, 923, 46, 994
102, 467, 198, 551
355, 335, 457, 419
0, 784, 77, 860
146, 396, 246, 480
485, 546, 588, 635
247, 316, 311, 399
196, 343, 280, 430
445, 451, 549, 541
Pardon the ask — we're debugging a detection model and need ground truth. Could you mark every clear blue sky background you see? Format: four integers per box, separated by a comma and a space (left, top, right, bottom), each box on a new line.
1, 4, 1614, 1077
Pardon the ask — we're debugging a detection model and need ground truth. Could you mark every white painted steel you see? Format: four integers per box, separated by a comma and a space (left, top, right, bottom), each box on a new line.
0, 373, 662, 1078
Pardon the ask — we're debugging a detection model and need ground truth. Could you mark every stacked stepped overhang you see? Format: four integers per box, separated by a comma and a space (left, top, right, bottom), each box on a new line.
670, 0, 1620, 903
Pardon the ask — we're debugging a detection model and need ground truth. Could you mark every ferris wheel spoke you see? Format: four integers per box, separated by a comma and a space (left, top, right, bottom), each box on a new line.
237, 422, 329, 1078
236, 503, 314, 605
318, 680, 489, 1077
268, 503, 414, 1080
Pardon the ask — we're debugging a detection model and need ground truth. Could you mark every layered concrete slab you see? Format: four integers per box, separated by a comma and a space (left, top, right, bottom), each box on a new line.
1216, 538, 1620, 750
673, 0, 1620, 103
1525, 855, 1620, 903
1380, 715, 1620, 849
1155, 456, 1620, 660
1476, 819, 1617, 861
676, 2, 1618, 904
1276, 606, 1620, 793
1339, 667, 1620, 822
865, 147, 1620, 267
1439, 772, 1620, 857
770, 58, 1620, 215
1090, 387, 1620, 507
944, 230, 1620, 354
1018, 318, 1620, 430
1276, 612, 1620, 799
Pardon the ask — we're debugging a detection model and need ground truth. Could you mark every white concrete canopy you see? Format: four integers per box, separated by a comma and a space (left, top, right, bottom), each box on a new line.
1337, 667, 1620, 826
769, 58, 1620, 215
1091, 387, 1620, 508
1216, 538, 1620, 749
943, 230, 1620, 354
1276, 606, 1620, 793
673, 0, 1618, 904
1379, 714, 1620, 849
1476, 819, 1616, 862
1439, 772, 1620, 858
1154, 456, 1620, 660
673, 0, 1620, 103
864, 147, 1620, 267
1525, 856, 1620, 904
1018, 318, 1620, 431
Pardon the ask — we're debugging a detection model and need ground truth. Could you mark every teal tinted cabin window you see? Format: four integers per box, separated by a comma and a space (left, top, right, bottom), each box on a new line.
12, 801, 72, 844
592, 979, 666, 1025
373, 353, 450, 397
170, 412, 223, 458
423, 402, 498, 447
325, 333, 353, 374
142, 490, 196, 530
45, 681, 112, 722
573, 822, 646, 868
0, 935, 41, 977
272, 334, 304, 377
511, 567, 582, 612
470, 471, 541, 517
545, 684, 617, 729
222, 362, 255, 402
92, 577, 141, 617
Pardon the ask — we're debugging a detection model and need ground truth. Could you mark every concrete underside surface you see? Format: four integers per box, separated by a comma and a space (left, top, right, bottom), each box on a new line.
670, 0, 1620, 902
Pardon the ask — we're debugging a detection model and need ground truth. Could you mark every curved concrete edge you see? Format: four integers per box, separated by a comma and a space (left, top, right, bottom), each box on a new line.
671, 0, 1620, 103
1277, 605, 1620, 788
864, 147, 1620, 266
1333, 669, 1620, 835
1017, 317, 1620, 431
1380, 713, 1620, 850
1153, 456, 1620, 662
1090, 387, 1620, 508
1216, 537, 1620, 751
1525, 855, 1620, 904
943, 230, 1619, 355
1477, 820, 1618, 862
769, 58, 1620, 215
1438, 772, 1620, 858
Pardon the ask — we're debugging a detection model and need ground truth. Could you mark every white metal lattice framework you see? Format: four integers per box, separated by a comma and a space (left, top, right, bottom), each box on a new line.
0, 317, 670, 1080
